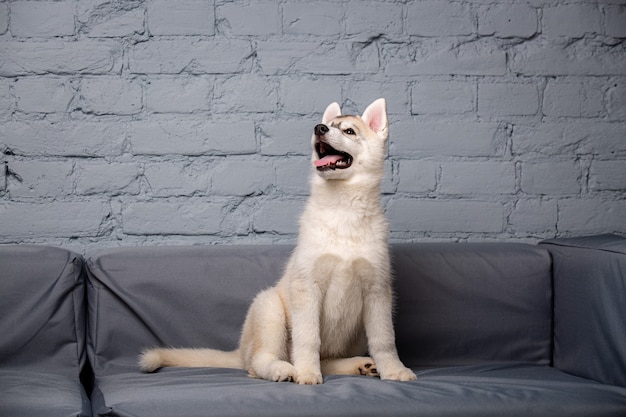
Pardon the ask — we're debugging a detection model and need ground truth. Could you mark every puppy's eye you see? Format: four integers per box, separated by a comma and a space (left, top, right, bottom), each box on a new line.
344, 128, 355, 135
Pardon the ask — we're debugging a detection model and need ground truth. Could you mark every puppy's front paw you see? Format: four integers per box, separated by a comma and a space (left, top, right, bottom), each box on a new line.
269, 361, 297, 382
381, 366, 416, 382
295, 370, 323, 385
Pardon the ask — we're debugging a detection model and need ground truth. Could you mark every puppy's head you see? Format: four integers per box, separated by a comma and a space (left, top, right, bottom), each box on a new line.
311, 98, 388, 181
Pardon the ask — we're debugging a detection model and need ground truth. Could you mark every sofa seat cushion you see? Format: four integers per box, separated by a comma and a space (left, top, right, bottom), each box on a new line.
0, 370, 91, 417
90, 363, 626, 417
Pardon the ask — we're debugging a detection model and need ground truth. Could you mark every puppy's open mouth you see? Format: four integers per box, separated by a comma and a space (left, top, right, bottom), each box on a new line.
314, 140, 353, 171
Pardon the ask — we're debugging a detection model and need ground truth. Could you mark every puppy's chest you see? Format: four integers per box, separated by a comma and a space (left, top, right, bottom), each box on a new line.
322, 270, 364, 313
316, 261, 368, 355
303, 200, 387, 248
317, 257, 371, 325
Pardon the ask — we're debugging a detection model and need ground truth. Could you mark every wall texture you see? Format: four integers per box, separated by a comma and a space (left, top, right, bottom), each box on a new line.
0, 0, 625, 255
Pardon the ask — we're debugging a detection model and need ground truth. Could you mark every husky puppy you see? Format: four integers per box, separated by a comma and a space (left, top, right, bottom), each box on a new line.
140, 99, 416, 384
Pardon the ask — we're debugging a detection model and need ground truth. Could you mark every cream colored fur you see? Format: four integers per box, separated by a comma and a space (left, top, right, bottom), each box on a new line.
140, 99, 416, 384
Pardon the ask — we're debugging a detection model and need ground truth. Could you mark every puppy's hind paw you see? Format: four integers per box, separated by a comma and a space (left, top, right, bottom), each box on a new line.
358, 359, 379, 378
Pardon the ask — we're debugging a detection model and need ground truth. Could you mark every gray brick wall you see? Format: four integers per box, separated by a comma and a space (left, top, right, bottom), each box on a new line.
0, 0, 625, 255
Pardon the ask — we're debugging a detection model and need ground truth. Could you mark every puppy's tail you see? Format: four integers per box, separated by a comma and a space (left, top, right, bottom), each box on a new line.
139, 347, 243, 372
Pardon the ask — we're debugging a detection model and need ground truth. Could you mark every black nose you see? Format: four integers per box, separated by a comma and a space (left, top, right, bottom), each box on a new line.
314, 124, 329, 136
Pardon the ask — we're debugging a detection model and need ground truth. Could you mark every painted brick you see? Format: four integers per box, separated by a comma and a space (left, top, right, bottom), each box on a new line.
0, 40, 122, 76
0, 121, 125, 156
543, 80, 604, 118
387, 199, 504, 233
397, 160, 437, 194
147, 0, 214, 36
6, 161, 74, 198
386, 40, 506, 76
345, 81, 408, 115
11, 1, 75, 38
14, 77, 75, 113
0, 164, 5, 193
558, 199, 626, 235
607, 83, 626, 120
382, 160, 394, 195
513, 122, 626, 157
214, 76, 277, 113
478, 4, 537, 39
217, 1, 280, 36
589, 160, 626, 191
0, 80, 11, 116
257, 41, 319, 75
147, 77, 211, 113
77, 0, 145, 38
144, 162, 208, 197
253, 198, 304, 234
440, 162, 516, 195
218, 200, 254, 236
406, 1, 474, 36
75, 162, 141, 195
345, 0, 403, 38
260, 119, 316, 156
0, 201, 110, 238
274, 157, 310, 196
129, 119, 256, 156
130, 39, 252, 74
509, 199, 558, 234
282, 2, 342, 36
1, 1, 626, 247
257, 41, 379, 75
80, 77, 142, 115
391, 122, 505, 158
478, 82, 539, 116
510, 41, 625, 76
0, 3, 8, 35
606, 5, 626, 38
411, 80, 474, 115
212, 159, 274, 196
521, 161, 580, 195
122, 201, 225, 235
280, 78, 342, 115
543, 4, 602, 38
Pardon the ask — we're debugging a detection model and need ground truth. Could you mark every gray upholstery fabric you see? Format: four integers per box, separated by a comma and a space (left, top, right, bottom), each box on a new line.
0, 245, 91, 417
0, 370, 91, 417
86, 245, 290, 375
392, 243, 552, 367
541, 234, 626, 388
90, 364, 626, 417
85, 243, 626, 416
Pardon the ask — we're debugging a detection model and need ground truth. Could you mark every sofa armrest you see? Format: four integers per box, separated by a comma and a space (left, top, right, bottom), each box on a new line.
540, 234, 626, 388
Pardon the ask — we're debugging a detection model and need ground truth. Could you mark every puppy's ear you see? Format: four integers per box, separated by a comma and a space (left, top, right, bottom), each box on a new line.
322, 102, 342, 124
361, 98, 388, 139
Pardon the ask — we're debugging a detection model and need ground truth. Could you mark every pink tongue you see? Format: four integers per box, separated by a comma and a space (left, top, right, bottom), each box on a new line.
314, 155, 343, 167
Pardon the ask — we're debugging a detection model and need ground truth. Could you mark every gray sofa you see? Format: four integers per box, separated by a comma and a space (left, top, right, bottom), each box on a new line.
1, 235, 625, 416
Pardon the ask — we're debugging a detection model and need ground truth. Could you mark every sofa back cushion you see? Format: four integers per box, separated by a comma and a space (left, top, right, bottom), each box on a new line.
541, 234, 626, 388
0, 245, 86, 375
87, 243, 553, 375
86, 245, 290, 375
393, 243, 552, 367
